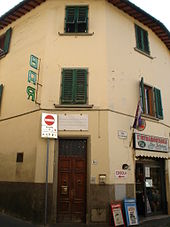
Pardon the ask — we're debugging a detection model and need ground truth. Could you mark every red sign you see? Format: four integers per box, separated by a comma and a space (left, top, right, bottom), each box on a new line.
137, 118, 146, 131
44, 115, 55, 126
110, 202, 125, 226
115, 170, 127, 178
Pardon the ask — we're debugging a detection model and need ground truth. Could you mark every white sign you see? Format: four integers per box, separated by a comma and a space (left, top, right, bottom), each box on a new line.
41, 113, 58, 139
145, 167, 150, 178
145, 179, 153, 188
134, 133, 169, 152
118, 130, 128, 139
59, 114, 88, 131
115, 170, 127, 178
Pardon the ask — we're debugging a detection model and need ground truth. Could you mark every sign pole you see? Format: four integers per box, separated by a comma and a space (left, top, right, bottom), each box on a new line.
45, 138, 50, 226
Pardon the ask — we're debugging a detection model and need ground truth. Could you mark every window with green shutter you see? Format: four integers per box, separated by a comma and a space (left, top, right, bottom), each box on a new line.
135, 24, 150, 55
61, 69, 87, 104
140, 77, 163, 119
0, 27, 12, 58
65, 6, 88, 33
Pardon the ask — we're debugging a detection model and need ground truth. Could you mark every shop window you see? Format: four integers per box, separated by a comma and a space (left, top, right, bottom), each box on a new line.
140, 77, 163, 119
61, 68, 87, 104
65, 6, 88, 33
0, 27, 12, 58
135, 24, 150, 55
16, 152, 24, 163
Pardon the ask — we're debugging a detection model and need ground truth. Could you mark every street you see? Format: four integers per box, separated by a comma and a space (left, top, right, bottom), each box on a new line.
0, 213, 170, 227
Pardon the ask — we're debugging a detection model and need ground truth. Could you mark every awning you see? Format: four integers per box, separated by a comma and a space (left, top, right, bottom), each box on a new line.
135, 149, 170, 159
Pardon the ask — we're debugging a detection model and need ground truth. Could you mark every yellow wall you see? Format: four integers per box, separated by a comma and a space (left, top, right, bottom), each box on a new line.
0, 0, 170, 190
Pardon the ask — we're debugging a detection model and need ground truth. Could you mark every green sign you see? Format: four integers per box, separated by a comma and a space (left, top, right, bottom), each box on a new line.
27, 86, 35, 101
27, 54, 39, 102
28, 70, 37, 85
30, 55, 38, 69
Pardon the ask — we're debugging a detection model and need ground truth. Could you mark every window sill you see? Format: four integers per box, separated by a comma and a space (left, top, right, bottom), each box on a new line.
58, 32, 94, 36
0, 51, 6, 59
54, 104, 93, 109
142, 114, 159, 121
134, 47, 154, 59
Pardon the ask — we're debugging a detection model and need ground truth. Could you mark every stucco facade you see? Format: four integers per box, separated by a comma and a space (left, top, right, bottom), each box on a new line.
0, 0, 170, 224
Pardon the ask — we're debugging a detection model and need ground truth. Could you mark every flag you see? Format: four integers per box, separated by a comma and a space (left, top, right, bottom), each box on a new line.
133, 101, 142, 129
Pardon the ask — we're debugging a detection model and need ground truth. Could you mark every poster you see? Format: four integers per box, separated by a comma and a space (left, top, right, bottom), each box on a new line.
124, 199, 139, 226
110, 203, 125, 226
128, 206, 138, 225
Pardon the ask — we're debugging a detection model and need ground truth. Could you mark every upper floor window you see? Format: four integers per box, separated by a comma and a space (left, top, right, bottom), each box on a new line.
0, 27, 12, 58
140, 77, 163, 119
61, 69, 87, 104
65, 6, 88, 33
135, 24, 150, 55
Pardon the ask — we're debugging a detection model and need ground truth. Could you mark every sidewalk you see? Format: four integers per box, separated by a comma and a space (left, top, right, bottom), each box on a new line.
0, 213, 170, 227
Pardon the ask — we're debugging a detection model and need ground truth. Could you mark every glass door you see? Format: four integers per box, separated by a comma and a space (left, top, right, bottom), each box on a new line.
145, 166, 161, 214
136, 160, 166, 217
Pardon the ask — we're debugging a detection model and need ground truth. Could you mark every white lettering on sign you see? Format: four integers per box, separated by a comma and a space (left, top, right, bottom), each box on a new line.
115, 170, 127, 178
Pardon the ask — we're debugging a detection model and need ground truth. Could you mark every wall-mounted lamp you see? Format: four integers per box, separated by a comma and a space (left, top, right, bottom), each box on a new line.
122, 164, 130, 170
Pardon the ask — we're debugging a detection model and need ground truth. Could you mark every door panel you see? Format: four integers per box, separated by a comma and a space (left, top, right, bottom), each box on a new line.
57, 139, 86, 223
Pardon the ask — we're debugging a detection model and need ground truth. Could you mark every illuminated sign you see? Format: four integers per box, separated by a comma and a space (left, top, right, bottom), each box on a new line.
26, 55, 39, 102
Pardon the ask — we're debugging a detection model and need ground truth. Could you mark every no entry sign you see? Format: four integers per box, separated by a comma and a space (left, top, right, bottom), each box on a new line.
41, 113, 57, 138
44, 115, 55, 126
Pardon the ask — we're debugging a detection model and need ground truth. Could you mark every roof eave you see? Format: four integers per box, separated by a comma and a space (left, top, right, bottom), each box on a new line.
0, 0, 46, 30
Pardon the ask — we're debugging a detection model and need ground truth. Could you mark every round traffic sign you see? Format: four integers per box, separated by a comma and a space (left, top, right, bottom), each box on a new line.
44, 115, 55, 126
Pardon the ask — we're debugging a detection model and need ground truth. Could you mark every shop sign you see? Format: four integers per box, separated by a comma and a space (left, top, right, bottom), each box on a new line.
26, 55, 39, 102
115, 170, 127, 178
41, 113, 58, 139
134, 133, 168, 152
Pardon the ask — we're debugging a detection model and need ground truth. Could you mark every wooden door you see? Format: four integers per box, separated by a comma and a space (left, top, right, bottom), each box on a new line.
57, 139, 87, 223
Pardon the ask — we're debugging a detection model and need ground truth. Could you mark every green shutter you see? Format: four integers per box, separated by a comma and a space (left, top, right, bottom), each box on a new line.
154, 88, 163, 119
143, 30, 150, 54
74, 69, 87, 104
0, 84, 3, 106
135, 24, 150, 54
135, 24, 142, 50
140, 77, 145, 113
77, 7, 88, 23
4, 27, 12, 54
65, 7, 76, 23
61, 69, 74, 104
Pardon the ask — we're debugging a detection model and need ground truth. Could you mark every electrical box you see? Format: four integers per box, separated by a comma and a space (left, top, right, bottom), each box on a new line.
99, 174, 106, 184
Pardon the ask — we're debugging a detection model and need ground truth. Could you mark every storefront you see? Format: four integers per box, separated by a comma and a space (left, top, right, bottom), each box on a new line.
134, 133, 169, 217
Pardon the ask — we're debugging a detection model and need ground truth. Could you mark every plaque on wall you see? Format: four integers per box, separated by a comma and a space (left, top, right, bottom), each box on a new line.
59, 114, 88, 131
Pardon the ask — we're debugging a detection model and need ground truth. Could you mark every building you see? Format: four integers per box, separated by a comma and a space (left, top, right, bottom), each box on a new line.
0, 0, 170, 224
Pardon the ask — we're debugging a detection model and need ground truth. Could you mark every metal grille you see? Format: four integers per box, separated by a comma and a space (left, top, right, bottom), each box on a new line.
59, 139, 87, 157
